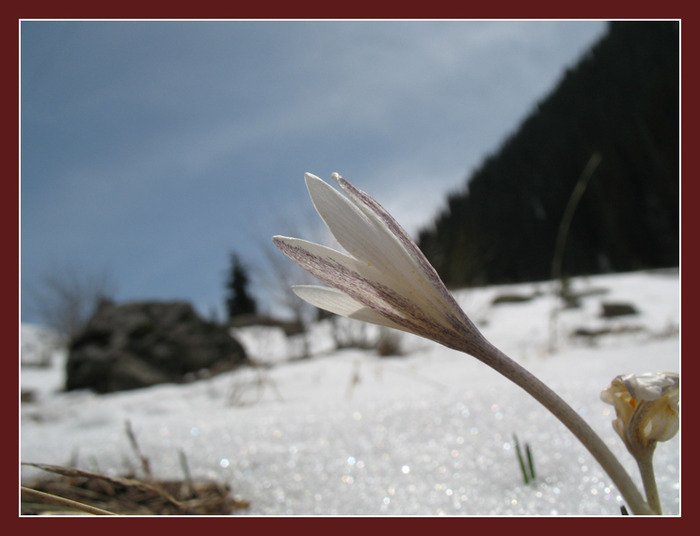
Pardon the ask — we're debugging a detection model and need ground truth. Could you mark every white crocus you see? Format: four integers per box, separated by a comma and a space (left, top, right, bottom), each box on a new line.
601, 372, 679, 514
273, 173, 653, 515
273, 172, 487, 355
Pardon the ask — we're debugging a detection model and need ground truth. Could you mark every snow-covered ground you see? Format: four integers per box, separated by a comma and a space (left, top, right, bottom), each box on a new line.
20, 270, 680, 516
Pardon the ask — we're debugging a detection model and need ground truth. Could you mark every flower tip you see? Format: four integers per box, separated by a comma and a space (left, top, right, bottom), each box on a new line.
330, 172, 346, 187
271, 235, 288, 247
304, 172, 322, 184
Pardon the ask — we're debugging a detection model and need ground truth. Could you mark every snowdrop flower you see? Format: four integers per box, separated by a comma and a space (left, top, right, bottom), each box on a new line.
601, 372, 680, 451
273, 172, 488, 356
273, 173, 653, 515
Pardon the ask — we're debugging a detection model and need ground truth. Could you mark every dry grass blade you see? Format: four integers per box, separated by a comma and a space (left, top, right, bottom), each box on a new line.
21, 462, 249, 515
22, 462, 184, 507
21, 486, 115, 515
125, 419, 152, 478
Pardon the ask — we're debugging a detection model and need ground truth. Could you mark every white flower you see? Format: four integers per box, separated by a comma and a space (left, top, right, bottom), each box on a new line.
272, 173, 486, 354
601, 372, 679, 452
272, 172, 657, 515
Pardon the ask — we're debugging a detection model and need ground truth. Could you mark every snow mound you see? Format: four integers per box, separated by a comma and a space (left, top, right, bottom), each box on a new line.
21, 270, 680, 515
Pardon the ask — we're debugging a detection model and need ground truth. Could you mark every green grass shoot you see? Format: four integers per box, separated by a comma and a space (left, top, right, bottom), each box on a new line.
513, 434, 536, 485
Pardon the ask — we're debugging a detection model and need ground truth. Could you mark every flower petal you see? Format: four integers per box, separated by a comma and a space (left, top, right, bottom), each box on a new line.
304, 173, 389, 269
292, 285, 407, 331
272, 235, 398, 312
333, 172, 450, 295
305, 173, 429, 304
306, 173, 477, 339
272, 236, 421, 330
273, 234, 479, 350
622, 372, 679, 402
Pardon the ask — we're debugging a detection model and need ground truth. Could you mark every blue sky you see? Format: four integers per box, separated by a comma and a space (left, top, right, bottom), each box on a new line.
20, 20, 608, 325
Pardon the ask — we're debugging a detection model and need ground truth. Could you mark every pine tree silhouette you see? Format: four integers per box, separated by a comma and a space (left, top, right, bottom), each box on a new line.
225, 253, 257, 320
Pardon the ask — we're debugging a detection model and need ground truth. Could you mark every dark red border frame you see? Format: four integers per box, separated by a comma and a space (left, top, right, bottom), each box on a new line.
9, 7, 692, 529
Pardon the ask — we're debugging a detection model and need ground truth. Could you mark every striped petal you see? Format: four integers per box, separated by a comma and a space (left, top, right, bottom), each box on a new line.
333, 173, 461, 304
330, 173, 475, 330
292, 285, 408, 332
305, 174, 478, 337
272, 236, 404, 319
273, 173, 487, 353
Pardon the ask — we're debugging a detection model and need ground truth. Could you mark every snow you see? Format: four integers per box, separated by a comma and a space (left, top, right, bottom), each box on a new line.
20, 269, 680, 516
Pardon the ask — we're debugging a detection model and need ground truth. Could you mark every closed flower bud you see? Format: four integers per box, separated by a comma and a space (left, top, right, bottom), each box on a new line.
601, 372, 679, 454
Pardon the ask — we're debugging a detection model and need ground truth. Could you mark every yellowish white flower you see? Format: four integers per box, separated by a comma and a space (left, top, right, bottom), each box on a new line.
273, 172, 487, 355
601, 372, 679, 514
601, 372, 679, 453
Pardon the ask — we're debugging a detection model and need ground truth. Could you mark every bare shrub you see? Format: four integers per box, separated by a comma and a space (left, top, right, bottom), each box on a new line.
26, 263, 117, 340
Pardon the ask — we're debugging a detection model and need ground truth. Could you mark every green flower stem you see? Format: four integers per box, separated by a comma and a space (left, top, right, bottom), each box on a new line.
469, 339, 653, 515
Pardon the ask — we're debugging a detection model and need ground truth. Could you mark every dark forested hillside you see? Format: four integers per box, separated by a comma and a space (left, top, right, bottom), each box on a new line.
417, 21, 679, 288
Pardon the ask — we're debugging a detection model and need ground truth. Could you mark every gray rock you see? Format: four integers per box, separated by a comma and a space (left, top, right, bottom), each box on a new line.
66, 301, 248, 393
600, 302, 639, 318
